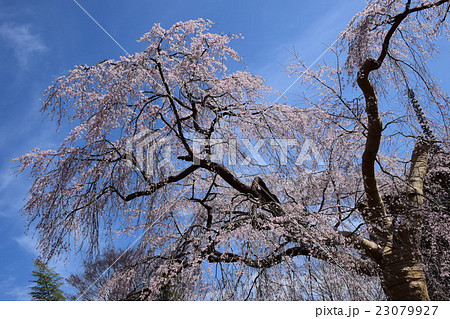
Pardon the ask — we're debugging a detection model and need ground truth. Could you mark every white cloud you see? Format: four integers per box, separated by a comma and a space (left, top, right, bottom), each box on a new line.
13, 235, 38, 255
0, 23, 47, 68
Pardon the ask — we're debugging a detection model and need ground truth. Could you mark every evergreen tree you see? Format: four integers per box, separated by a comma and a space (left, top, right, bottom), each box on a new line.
29, 259, 66, 301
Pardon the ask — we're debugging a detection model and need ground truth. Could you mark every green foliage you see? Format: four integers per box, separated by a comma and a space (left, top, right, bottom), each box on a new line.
29, 259, 66, 301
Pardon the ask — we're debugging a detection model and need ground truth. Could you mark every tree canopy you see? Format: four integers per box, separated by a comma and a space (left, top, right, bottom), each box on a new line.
17, 0, 450, 300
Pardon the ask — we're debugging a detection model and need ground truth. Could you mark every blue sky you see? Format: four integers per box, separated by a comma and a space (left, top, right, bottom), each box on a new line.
0, 0, 388, 300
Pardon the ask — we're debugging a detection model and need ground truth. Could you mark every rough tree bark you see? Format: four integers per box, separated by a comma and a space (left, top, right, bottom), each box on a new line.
378, 140, 431, 301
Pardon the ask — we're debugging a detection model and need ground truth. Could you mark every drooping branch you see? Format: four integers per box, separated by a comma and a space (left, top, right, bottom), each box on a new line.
377, 0, 449, 68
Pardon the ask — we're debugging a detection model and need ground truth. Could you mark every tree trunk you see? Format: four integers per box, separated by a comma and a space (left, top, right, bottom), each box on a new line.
380, 246, 430, 300
378, 139, 432, 301
357, 57, 432, 301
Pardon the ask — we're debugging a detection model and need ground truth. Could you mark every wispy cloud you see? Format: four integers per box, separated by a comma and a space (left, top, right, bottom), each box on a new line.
14, 235, 38, 255
0, 23, 47, 68
0, 276, 30, 301
0, 169, 14, 193
5, 285, 30, 301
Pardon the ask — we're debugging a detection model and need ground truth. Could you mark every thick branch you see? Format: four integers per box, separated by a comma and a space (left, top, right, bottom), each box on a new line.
208, 246, 312, 269
112, 164, 199, 201
396, 138, 431, 246
340, 231, 383, 264
154, 59, 192, 156
179, 155, 257, 197
208, 245, 376, 276
407, 139, 431, 206
357, 59, 392, 243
